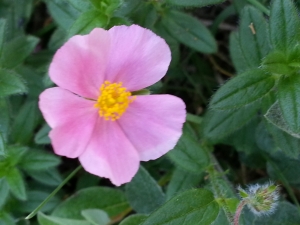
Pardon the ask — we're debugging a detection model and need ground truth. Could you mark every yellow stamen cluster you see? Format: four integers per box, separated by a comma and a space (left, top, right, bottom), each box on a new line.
94, 81, 136, 121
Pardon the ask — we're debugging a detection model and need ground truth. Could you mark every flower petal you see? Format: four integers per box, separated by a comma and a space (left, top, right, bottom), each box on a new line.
49, 28, 110, 99
79, 119, 140, 186
106, 25, 171, 91
118, 95, 186, 161
39, 87, 98, 158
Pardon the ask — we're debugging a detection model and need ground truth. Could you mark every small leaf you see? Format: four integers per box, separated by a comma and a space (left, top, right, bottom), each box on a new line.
0, 35, 39, 69
210, 69, 276, 110
278, 75, 300, 133
168, 132, 209, 173
0, 19, 6, 56
35, 123, 51, 144
27, 169, 63, 186
166, 0, 225, 7
52, 187, 129, 219
0, 178, 9, 208
0, 134, 5, 156
166, 167, 203, 199
119, 214, 147, 225
38, 212, 90, 225
81, 209, 110, 225
65, 0, 93, 12
142, 189, 219, 225
162, 10, 217, 53
5, 168, 27, 200
269, 0, 300, 51
19, 149, 61, 171
68, 10, 108, 37
125, 166, 165, 214
0, 98, 10, 141
0, 68, 27, 97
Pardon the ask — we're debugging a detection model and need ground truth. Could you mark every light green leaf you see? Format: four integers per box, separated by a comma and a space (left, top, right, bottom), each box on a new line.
0, 178, 9, 209
38, 212, 90, 225
11, 101, 41, 144
142, 189, 219, 225
238, 6, 270, 67
0, 68, 27, 97
0, 134, 5, 156
19, 149, 61, 171
166, 167, 203, 199
125, 166, 165, 214
0, 19, 6, 57
52, 187, 129, 219
5, 168, 26, 200
269, 0, 300, 51
278, 75, 300, 134
65, 0, 93, 12
166, 0, 225, 7
210, 69, 276, 110
0, 98, 10, 141
81, 209, 110, 225
0, 35, 39, 69
162, 10, 217, 53
27, 168, 63, 186
168, 132, 209, 173
68, 10, 108, 37
120, 214, 147, 225
35, 124, 51, 144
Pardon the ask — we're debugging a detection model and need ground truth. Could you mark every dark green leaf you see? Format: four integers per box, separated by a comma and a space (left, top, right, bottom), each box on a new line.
269, 0, 300, 51
35, 124, 51, 144
38, 212, 90, 225
0, 134, 5, 156
52, 187, 130, 219
210, 69, 276, 110
5, 146, 28, 167
168, 132, 209, 173
166, 167, 203, 199
68, 10, 108, 37
0, 19, 6, 56
19, 149, 61, 171
0, 68, 27, 97
142, 189, 219, 225
162, 10, 217, 53
0, 178, 9, 209
125, 166, 165, 214
238, 6, 270, 67
81, 209, 110, 225
5, 168, 26, 200
66, 0, 93, 12
27, 168, 63, 186
166, 0, 225, 7
48, 28, 67, 51
0, 98, 10, 141
120, 214, 147, 225
278, 75, 300, 133
0, 35, 39, 69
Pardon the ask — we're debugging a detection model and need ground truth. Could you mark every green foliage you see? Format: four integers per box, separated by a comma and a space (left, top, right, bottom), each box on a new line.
119, 214, 147, 225
0, 68, 27, 98
165, 0, 225, 7
125, 166, 165, 214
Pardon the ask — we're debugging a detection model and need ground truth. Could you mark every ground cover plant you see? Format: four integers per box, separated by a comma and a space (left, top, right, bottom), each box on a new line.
1, 0, 300, 224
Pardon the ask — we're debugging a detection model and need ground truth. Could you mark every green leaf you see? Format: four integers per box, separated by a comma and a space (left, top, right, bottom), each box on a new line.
27, 169, 63, 186
0, 35, 39, 69
52, 187, 130, 219
38, 212, 90, 225
81, 209, 110, 225
125, 166, 165, 214
19, 149, 61, 171
167, 132, 209, 173
48, 28, 67, 51
35, 124, 51, 144
202, 103, 260, 142
120, 214, 147, 225
210, 69, 276, 110
278, 75, 300, 133
11, 101, 41, 144
142, 189, 219, 225
269, 0, 300, 51
65, 0, 93, 12
238, 6, 270, 68
162, 10, 217, 53
165, 0, 225, 7
46, 0, 81, 30
0, 98, 10, 141
5, 146, 28, 167
265, 101, 300, 138
5, 168, 26, 200
0, 68, 27, 97
89, 0, 122, 16
0, 134, 5, 156
166, 167, 203, 199
68, 10, 108, 37
0, 19, 6, 57
0, 178, 9, 209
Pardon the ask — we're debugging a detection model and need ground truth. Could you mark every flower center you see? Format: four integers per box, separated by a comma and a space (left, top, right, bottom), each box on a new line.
94, 81, 136, 121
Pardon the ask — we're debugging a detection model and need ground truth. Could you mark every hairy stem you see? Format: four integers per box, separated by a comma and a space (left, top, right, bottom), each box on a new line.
234, 200, 247, 225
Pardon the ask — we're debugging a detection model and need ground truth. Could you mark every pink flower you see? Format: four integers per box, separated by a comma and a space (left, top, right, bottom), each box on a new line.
39, 25, 186, 186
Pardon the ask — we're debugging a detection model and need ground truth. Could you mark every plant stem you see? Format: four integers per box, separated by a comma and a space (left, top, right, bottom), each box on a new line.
234, 200, 247, 225
25, 165, 82, 219
247, 0, 270, 16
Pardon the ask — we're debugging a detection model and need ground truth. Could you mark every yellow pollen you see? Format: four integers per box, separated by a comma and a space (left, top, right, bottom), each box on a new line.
94, 81, 136, 121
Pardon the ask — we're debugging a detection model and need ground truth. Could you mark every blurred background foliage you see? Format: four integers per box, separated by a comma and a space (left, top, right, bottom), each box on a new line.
1, 0, 300, 224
